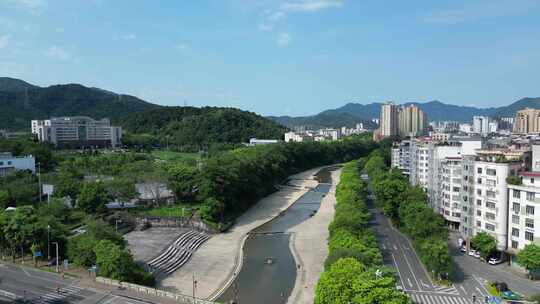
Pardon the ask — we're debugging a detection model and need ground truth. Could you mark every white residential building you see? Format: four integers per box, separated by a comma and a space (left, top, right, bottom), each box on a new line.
473, 116, 491, 136
0, 152, 35, 177
507, 173, 540, 255
32, 116, 122, 148
391, 140, 411, 176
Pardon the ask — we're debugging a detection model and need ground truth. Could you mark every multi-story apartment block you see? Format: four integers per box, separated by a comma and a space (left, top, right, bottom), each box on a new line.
398, 105, 427, 137
0, 152, 35, 177
380, 102, 399, 137
507, 172, 540, 256
514, 108, 540, 134
472, 152, 523, 250
391, 140, 411, 176
473, 116, 491, 136
31, 116, 122, 149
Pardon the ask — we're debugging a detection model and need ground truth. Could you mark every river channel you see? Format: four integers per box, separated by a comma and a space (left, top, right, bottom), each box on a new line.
217, 167, 335, 304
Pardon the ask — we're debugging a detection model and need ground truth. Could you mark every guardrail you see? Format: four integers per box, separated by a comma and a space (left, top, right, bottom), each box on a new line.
95, 277, 217, 304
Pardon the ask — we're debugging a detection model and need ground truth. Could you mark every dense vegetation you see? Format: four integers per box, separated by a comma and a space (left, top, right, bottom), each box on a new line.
315, 160, 409, 304
364, 149, 452, 280
196, 134, 376, 226
0, 78, 159, 130
119, 106, 287, 151
516, 244, 540, 277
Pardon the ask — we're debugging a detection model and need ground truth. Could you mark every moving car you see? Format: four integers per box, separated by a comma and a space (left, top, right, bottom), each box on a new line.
488, 257, 503, 265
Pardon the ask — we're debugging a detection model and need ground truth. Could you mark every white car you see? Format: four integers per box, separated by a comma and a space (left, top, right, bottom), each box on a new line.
473, 251, 481, 258
488, 257, 503, 265
460, 246, 467, 253
468, 249, 476, 257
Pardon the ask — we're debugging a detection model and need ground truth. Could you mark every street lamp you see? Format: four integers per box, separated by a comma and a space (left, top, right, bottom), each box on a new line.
52, 242, 59, 273
47, 225, 51, 261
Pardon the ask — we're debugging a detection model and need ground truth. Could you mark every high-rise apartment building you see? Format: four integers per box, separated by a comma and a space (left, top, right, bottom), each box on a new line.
398, 105, 427, 137
514, 108, 540, 134
31, 116, 122, 149
473, 116, 490, 136
380, 102, 399, 137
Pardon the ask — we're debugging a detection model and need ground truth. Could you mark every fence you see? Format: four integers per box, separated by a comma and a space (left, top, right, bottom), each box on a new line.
96, 277, 217, 304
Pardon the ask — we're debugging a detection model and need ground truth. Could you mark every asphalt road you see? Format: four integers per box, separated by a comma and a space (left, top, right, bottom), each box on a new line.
366, 180, 486, 304
0, 262, 175, 304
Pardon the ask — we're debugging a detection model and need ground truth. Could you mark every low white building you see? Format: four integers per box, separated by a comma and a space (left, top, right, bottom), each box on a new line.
249, 138, 279, 146
0, 152, 35, 177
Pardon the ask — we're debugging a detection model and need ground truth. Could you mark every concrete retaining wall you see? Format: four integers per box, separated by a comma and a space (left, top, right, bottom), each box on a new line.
95, 277, 217, 304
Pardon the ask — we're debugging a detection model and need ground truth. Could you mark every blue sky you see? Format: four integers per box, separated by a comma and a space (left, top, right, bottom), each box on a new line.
1, 0, 539, 116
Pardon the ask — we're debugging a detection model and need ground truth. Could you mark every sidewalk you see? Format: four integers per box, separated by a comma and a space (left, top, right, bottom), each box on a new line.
287, 169, 341, 304
158, 168, 321, 300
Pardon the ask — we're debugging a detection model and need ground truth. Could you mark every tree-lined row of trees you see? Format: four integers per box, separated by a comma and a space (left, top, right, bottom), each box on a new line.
196, 135, 377, 226
315, 160, 410, 304
364, 151, 452, 279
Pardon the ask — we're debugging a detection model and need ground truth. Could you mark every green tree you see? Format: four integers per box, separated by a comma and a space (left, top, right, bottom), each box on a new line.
167, 163, 199, 201
77, 182, 109, 214
516, 244, 540, 273
418, 239, 452, 278
471, 232, 497, 259
104, 177, 137, 203
94, 240, 134, 281
0, 190, 9, 209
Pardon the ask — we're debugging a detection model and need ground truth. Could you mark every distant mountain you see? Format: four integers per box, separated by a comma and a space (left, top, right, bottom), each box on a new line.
0, 77, 39, 92
0, 78, 161, 130
120, 107, 287, 149
267, 112, 377, 129
271, 98, 539, 127
492, 97, 540, 117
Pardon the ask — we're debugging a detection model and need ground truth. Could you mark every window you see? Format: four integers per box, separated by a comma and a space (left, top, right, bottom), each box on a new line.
512, 240, 518, 249
477, 178, 482, 184
512, 215, 520, 224
486, 190, 496, 198
526, 205, 535, 215
476, 221, 481, 227
525, 218, 534, 229
7, 161, 11, 165
477, 168, 483, 174
453, 187, 460, 192
0, 161, 3, 165
531, 178, 535, 184
477, 189, 482, 195
525, 231, 534, 241
485, 223, 495, 231
513, 202, 520, 213
486, 201, 496, 209
513, 190, 521, 199
486, 179, 496, 187
477, 210, 482, 216
527, 192, 536, 201
486, 168, 497, 176
486, 212, 496, 220
512, 228, 520, 237
463, 206, 468, 212
476, 199, 482, 206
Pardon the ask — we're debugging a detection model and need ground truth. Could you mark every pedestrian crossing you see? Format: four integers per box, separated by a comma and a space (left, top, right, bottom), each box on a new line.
433, 284, 460, 295
409, 293, 472, 304
37, 285, 83, 303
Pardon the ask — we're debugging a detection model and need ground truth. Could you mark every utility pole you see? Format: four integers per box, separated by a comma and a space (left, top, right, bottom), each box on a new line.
115, 219, 122, 232
52, 242, 59, 273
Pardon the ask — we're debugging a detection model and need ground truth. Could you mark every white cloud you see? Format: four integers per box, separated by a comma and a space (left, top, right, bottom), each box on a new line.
8, 0, 46, 14
423, 0, 538, 24
259, 11, 286, 31
0, 35, 10, 49
280, 0, 342, 12
175, 44, 189, 51
44, 46, 71, 60
277, 32, 291, 47
121, 33, 137, 40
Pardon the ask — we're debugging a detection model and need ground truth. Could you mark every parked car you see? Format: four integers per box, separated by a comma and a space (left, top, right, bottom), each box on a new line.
473, 251, 481, 258
488, 257, 503, 265
468, 249, 477, 257
460, 246, 467, 253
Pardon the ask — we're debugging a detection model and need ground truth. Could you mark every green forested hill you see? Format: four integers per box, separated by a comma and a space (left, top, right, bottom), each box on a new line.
119, 107, 287, 149
0, 78, 160, 130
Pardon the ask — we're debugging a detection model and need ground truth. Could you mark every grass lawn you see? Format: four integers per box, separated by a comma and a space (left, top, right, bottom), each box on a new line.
136, 204, 197, 218
151, 150, 200, 162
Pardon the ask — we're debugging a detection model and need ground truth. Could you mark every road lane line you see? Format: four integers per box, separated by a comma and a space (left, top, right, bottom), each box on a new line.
391, 253, 405, 287
472, 276, 490, 296
459, 285, 467, 295
408, 278, 413, 288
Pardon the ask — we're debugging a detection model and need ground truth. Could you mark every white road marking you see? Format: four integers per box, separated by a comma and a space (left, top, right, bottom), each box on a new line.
391, 253, 406, 288
420, 280, 430, 288
20, 267, 31, 277
459, 285, 467, 295
408, 278, 413, 288
382, 244, 386, 250
393, 245, 398, 251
